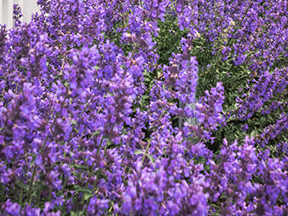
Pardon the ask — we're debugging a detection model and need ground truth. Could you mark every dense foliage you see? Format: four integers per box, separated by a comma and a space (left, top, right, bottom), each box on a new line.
0, 0, 288, 215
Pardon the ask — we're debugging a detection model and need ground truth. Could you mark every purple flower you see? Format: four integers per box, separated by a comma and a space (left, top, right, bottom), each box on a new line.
5, 200, 21, 215
35, 154, 42, 165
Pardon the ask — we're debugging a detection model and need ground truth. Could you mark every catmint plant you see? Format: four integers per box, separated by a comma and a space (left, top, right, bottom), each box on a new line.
0, 0, 288, 215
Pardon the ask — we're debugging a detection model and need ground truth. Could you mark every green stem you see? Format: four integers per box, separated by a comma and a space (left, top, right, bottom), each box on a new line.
149, 110, 165, 131
97, 137, 104, 154
28, 113, 58, 204
141, 140, 151, 165
61, 176, 68, 193
84, 177, 98, 215
36, 189, 41, 205
76, 173, 83, 204
19, 186, 22, 205
103, 140, 110, 159
80, 187, 88, 204
0, 183, 3, 202
28, 166, 37, 205
15, 83, 18, 94
1, 84, 5, 103
61, 150, 68, 184
101, 125, 114, 158
92, 177, 98, 193
60, 54, 66, 76
48, 188, 52, 201
40, 114, 58, 153
122, 43, 137, 80
80, 162, 95, 205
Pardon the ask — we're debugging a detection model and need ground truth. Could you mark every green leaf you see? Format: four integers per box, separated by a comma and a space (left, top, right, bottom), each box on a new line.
75, 187, 92, 194
147, 154, 155, 163
26, 153, 37, 157
251, 130, 257, 137
94, 170, 108, 180
91, 131, 100, 138
15, 182, 29, 191
282, 134, 288, 141
30, 158, 36, 167
33, 182, 50, 191
70, 212, 79, 216
62, 80, 70, 88
134, 150, 143, 155
209, 204, 220, 209
70, 164, 89, 170
83, 193, 94, 200
65, 184, 79, 190
268, 115, 274, 121
210, 213, 221, 216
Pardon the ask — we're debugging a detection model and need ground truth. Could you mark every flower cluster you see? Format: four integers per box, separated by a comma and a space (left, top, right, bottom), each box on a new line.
0, 0, 288, 215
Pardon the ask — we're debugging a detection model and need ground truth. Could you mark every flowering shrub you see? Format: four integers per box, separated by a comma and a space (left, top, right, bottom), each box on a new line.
0, 0, 288, 215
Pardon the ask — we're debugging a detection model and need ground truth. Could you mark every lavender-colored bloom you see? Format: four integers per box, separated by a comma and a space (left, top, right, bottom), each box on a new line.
35, 154, 42, 165
5, 200, 21, 215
